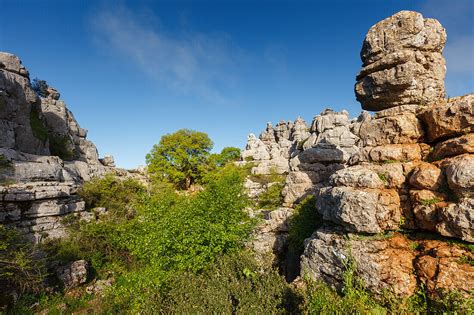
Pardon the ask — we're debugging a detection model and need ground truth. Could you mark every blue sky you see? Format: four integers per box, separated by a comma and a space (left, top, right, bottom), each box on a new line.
2, 0, 473, 168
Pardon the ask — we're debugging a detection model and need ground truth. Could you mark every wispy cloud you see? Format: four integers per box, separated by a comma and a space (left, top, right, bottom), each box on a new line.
90, 5, 244, 105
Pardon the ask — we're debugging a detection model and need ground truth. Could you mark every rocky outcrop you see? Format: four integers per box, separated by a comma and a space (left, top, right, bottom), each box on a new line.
355, 11, 446, 111
0, 52, 120, 242
244, 10, 473, 301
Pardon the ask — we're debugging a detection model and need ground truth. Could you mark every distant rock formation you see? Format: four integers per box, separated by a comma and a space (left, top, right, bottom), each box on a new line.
244, 11, 473, 301
0, 52, 119, 242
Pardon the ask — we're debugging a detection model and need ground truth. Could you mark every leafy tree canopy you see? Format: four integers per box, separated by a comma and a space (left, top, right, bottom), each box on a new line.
207, 146, 241, 172
146, 129, 213, 189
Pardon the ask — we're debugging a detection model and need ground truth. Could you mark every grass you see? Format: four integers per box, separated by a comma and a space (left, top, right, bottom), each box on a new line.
459, 255, 474, 266
350, 231, 394, 241
410, 242, 421, 250
420, 198, 443, 206
382, 159, 399, 164
378, 173, 388, 184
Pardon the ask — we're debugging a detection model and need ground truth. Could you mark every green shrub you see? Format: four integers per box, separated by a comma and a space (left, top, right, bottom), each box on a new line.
79, 174, 145, 218
49, 134, 75, 161
303, 254, 386, 314
0, 154, 11, 170
160, 251, 299, 314
0, 225, 46, 297
31, 78, 48, 97
43, 165, 255, 312
378, 173, 388, 184
420, 198, 443, 206
257, 182, 284, 209
29, 104, 48, 142
288, 195, 321, 253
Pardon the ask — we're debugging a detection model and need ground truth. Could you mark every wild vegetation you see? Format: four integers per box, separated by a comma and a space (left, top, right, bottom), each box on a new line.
2, 130, 472, 314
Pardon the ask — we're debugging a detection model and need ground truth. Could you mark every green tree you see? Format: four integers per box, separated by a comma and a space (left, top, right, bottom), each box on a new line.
146, 129, 213, 189
207, 147, 241, 173
31, 78, 48, 97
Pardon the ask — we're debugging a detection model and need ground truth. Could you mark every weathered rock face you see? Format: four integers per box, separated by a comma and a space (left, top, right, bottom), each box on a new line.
301, 228, 418, 297
355, 11, 446, 111
244, 10, 473, 301
301, 228, 474, 299
56, 260, 89, 289
420, 94, 474, 142
0, 52, 120, 242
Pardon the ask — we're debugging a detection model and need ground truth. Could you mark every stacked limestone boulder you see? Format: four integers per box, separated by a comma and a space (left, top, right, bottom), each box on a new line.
244, 11, 473, 300
301, 11, 473, 300
0, 52, 114, 242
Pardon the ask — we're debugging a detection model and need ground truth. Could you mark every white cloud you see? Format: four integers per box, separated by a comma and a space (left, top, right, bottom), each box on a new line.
90, 6, 243, 105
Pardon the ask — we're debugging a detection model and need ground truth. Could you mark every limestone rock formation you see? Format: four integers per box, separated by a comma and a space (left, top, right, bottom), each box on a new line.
355, 11, 446, 111
0, 52, 121, 242
244, 10, 473, 301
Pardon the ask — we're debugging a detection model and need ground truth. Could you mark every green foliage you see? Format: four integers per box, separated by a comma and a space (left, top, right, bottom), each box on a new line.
146, 129, 214, 189
31, 78, 49, 97
158, 251, 298, 314
79, 174, 145, 218
39, 165, 255, 312
216, 146, 241, 165
120, 164, 253, 273
29, 104, 48, 142
303, 255, 385, 314
0, 154, 11, 170
288, 195, 321, 253
206, 147, 241, 174
410, 242, 421, 251
248, 168, 285, 185
382, 159, 399, 164
48, 134, 75, 161
0, 225, 46, 296
420, 197, 443, 206
257, 182, 284, 209
459, 255, 474, 266
378, 173, 388, 184
429, 289, 474, 313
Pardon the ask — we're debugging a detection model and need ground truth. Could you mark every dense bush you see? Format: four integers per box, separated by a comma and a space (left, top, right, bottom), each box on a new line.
288, 195, 321, 253
160, 251, 299, 314
48, 134, 75, 161
0, 225, 46, 301
78, 174, 145, 218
